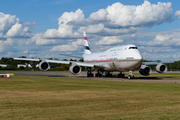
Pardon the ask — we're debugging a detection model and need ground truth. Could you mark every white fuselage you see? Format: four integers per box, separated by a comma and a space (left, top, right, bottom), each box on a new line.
83, 44, 143, 71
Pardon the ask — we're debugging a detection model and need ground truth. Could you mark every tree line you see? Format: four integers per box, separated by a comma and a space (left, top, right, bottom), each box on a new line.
0, 57, 180, 71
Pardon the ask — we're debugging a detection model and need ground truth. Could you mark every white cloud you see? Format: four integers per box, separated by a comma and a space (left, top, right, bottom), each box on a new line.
104, 27, 141, 35
19, 50, 36, 54
0, 12, 32, 38
71, 1, 172, 28
50, 39, 83, 52
96, 36, 123, 45
89, 9, 108, 21
78, 24, 141, 36
147, 29, 180, 46
80, 23, 105, 34
173, 55, 180, 60
50, 44, 78, 52
17, 40, 26, 46
0, 38, 14, 52
4, 52, 14, 57
175, 10, 180, 19
141, 52, 176, 61
22, 50, 29, 54
139, 46, 176, 53
42, 9, 84, 38
41, 55, 60, 59
107, 1, 172, 27
27, 33, 57, 45
0, 12, 20, 33
41, 1, 173, 40
141, 52, 180, 61
29, 54, 37, 58
0, 32, 3, 38
6, 23, 31, 37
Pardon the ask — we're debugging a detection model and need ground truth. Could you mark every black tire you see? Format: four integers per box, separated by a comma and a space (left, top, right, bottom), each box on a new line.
118, 74, 125, 78
90, 74, 94, 77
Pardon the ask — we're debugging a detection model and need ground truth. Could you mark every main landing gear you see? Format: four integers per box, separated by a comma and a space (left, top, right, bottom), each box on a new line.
105, 71, 112, 77
118, 71, 125, 78
95, 71, 102, 77
86, 68, 135, 79
87, 67, 94, 77
87, 68, 103, 77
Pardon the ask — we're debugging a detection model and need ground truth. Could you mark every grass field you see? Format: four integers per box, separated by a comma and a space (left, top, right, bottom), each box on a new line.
1, 76, 180, 120
131, 72, 180, 79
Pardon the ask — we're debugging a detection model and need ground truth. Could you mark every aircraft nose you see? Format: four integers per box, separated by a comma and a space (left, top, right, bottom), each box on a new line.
134, 51, 143, 60
138, 53, 143, 60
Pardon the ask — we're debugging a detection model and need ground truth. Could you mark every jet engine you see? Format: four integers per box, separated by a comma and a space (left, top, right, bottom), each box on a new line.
69, 64, 81, 75
155, 63, 167, 73
39, 61, 50, 71
139, 65, 152, 76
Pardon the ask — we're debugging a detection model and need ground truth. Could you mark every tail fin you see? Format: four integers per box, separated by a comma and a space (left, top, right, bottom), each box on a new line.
83, 31, 91, 54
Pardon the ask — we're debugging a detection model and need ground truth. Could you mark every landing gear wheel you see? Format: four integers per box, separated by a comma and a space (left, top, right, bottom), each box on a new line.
105, 72, 112, 77
90, 74, 94, 77
128, 70, 134, 79
128, 75, 134, 79
87, 67, 94, 77
118, 71, 125, 78
87, 73, 94, 77
95, 70, 103, 77
95, 73, 102, 77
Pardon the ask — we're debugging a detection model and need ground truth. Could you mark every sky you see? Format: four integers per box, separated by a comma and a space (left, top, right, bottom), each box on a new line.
1, 0, 180, 61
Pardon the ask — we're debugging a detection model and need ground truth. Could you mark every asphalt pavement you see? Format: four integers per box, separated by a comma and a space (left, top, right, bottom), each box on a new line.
0, 71, 180, 84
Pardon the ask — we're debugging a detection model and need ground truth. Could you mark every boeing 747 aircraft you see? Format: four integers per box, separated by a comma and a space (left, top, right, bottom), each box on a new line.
14, 31, 168, 79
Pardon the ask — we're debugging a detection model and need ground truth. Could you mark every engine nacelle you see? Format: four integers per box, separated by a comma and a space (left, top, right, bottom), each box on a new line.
39, 61, 50, 71
139, 65, 152, 76
156, 63, 167, 73
69, 64, 81, 75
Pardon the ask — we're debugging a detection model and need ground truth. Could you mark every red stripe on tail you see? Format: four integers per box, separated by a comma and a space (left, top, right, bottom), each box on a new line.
84, 36, 87, 40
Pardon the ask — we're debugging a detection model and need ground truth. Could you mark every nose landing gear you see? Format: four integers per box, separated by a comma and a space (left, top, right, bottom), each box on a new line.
128, 71, 134, 79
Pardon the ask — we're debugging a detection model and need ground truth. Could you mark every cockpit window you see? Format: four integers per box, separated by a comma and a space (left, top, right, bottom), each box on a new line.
129, 47, 138, 49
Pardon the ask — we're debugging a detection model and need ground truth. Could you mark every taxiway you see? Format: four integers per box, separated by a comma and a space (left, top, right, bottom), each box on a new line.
0, 71, 180, 84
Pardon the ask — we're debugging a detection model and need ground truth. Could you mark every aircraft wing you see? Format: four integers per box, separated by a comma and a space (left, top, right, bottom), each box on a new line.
74, 62, 94, 67
13, 58, 95, 67
14, 58, 71, 64
46, 60, 95, 67
45, 60, 70, 64
143, 61, 174, 65
14, 58, 41, 61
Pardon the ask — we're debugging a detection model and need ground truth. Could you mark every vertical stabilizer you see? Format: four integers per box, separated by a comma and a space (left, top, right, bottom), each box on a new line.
83, 31, 91, 54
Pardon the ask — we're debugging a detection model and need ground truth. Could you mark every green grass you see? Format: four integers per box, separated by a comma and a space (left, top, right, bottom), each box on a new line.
1, 76, 180, 120
132, 73, 180, 79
